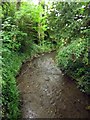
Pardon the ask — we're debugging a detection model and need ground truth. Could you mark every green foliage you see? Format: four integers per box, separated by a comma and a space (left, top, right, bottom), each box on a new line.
15, 2, 47, 43
1, 1, 90, 120
2, 51, 21, 119
2, 2, 16, 19
54, 2, 90, 93
2, 16, 28, 52
37, 40, 55, 53
57, 39, 86, 69
2, 49, 34, 119
1, 2, 50, 119
47, 2, 90, 44
57, 38, 89, 93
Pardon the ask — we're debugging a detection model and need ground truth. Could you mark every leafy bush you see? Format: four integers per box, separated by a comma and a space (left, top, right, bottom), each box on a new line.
47, 2, 90, 45
2, 49, 33, 119
2, 51, 21, 119
52, 2, 90, 93
57, 38, 86, 69
2, 16, 28, 52
57, 38, 89, 93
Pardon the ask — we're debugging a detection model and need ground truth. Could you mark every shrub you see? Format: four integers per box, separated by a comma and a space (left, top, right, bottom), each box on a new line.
56, 38, 89, 93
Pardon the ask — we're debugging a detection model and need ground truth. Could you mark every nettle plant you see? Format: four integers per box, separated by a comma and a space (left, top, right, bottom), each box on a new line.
2, 17, 27, 52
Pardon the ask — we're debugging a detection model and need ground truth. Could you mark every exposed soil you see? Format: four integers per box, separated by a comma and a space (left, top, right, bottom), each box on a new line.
17, 52, 90, 118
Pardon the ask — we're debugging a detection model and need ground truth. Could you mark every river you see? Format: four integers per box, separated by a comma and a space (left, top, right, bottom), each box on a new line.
17, 52, 90, 118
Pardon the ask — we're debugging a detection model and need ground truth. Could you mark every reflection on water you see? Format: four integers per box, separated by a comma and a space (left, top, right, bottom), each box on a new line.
17, 52, 90, 118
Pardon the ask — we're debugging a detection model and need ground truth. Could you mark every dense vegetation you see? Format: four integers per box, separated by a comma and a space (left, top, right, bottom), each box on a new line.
47, 2, 90, 93
1, 1, 90, 119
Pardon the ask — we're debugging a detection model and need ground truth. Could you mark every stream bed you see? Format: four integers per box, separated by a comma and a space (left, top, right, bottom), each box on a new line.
17, 52, 90, 118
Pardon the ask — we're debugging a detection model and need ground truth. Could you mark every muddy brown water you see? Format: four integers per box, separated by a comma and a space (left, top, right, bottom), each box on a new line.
17, 52, 90, 118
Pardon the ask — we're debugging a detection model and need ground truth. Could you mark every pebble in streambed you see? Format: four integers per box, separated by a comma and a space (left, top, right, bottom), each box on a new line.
17, 52, 90, 118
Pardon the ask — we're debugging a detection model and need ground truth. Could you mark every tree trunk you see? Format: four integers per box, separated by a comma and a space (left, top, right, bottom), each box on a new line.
16, 0, 21, 10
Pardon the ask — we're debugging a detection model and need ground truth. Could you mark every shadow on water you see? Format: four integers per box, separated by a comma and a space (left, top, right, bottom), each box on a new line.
17, 52, 90, 118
